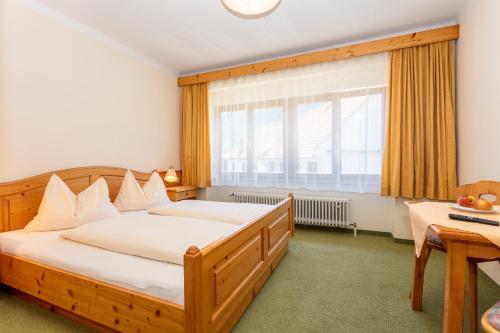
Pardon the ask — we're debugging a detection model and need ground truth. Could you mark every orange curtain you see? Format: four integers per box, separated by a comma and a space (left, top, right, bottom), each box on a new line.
181, 83, 211, 188
381, 41, 457, 200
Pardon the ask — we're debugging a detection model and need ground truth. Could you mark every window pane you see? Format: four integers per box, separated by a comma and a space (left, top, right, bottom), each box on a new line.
340, 94, 383, 175
297, 102, 333, 174
220, 110, 247, 172
254, 107, 284, 173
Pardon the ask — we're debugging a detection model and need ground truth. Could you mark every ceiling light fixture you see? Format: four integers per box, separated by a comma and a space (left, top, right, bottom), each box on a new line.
221, 0, 281, 19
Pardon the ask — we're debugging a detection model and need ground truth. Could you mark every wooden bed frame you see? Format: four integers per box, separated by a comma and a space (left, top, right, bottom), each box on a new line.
0, 166, 294, 333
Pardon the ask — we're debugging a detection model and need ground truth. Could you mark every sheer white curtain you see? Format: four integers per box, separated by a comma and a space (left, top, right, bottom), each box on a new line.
209, 53, 388, 193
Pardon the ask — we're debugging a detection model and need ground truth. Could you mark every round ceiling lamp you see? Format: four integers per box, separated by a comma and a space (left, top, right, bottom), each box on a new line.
221, 0, 281, 19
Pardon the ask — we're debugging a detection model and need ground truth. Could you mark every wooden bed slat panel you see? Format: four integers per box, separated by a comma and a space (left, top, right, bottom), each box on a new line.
102, 175, 127, 201
210, 241, 290, 333
214, 233, 263, 306
102, 175, 147, 201
0, 253, 185, 333
3, 177, 92, 232
6, 287, 118, 333
268, 213, 289, 253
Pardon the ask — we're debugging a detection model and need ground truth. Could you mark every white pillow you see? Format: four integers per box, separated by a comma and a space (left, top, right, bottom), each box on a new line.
113, 170, 169, 212
25, 175, 119, 232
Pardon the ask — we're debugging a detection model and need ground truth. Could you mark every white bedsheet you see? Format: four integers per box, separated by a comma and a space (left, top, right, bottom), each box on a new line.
61, 214, 240, 265
148, 200, 274, 225
0, 220, 186, 304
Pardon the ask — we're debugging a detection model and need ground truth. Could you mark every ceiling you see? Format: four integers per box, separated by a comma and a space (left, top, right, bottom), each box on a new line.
35, 0, 465, 74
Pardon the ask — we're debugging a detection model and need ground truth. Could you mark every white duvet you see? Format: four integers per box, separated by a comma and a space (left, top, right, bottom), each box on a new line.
148, 200, 274, 225
0, 226, 186, 304
60, 214, 239, 265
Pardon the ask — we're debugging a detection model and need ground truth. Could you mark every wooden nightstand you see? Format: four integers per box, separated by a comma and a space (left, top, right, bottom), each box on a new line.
167, 185, 197, 202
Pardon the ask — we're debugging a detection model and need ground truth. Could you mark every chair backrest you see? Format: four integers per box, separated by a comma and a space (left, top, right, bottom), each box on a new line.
456, 181, 500, 204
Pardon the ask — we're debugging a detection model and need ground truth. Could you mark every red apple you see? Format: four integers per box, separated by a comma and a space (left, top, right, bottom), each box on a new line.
474, 199, 493, 211
458, 195, 476, 207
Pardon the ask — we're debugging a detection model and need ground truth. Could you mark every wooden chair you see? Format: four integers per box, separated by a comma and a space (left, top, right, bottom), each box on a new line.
481, 302, 500, 333
411, 180, 500, 333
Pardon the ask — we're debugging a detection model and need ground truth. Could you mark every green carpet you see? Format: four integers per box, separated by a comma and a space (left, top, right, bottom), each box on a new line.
0, 228, 498, 332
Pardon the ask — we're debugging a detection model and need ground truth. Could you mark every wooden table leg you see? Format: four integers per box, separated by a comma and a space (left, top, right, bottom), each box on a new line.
443, 241, 467, 333
468, 262, 478, 333
411, 244, 430, 311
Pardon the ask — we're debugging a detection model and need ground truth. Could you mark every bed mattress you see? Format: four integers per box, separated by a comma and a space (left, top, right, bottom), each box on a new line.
0, 214, 186, 305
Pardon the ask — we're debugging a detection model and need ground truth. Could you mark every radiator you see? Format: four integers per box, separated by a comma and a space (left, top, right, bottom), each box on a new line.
233, 192, 357, 235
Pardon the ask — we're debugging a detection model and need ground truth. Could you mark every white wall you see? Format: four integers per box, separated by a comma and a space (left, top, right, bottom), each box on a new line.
202, 186, 414, 237
0, 0, 180, 182
457, 0, 500, 284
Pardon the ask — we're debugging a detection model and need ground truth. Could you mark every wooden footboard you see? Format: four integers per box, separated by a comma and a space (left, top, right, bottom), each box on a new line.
184, 194, 294, 333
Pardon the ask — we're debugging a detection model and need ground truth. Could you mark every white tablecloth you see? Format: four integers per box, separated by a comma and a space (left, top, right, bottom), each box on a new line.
408, 202, 500, 257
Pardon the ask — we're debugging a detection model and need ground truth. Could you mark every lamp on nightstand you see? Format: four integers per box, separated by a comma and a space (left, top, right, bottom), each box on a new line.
164, 167, 178, 183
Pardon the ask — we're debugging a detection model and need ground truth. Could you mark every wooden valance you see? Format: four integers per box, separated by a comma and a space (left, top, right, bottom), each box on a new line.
178, 24, 459, 86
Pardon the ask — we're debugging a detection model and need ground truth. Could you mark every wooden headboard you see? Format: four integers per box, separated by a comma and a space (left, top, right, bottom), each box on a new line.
0, 166, 175, 232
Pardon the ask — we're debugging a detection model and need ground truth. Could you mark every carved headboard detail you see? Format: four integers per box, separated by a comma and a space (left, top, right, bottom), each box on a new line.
0, 166, 174, 232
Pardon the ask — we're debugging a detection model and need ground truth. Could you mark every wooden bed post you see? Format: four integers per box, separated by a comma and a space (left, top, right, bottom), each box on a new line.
184, 246, 203, 333
288, 193, 295, 236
